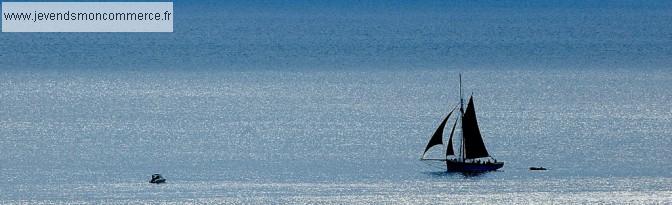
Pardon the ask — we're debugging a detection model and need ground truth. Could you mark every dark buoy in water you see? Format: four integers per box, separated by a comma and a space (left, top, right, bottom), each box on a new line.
529, 167, 547, 171
150, 174, 166, 184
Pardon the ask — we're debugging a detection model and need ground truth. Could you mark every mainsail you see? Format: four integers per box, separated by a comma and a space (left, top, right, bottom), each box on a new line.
422, 107, 456, 156
446, 119, 458, 156
461, 96, 490, 159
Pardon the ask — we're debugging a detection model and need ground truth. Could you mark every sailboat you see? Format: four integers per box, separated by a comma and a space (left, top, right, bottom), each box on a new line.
421, 74, 504, 172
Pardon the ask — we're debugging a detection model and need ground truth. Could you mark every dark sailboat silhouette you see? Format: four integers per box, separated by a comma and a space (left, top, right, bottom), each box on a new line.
421, 74, 504, 172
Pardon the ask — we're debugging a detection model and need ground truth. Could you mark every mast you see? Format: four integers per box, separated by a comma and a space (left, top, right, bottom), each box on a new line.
459, 73, 464, 113
461, 116, 465, 161
459, 73, 465, 161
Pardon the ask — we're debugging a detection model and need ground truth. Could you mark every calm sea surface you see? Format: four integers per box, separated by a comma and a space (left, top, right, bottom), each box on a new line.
1, 1, 671, 204
0, 69, 670, 203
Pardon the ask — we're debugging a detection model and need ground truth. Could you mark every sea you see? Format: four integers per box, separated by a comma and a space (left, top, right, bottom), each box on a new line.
1, 1, 671, 204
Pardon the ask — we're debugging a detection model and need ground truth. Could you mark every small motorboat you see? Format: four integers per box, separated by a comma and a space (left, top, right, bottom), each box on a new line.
150, 174, 166, 184
529, 167, 547, 171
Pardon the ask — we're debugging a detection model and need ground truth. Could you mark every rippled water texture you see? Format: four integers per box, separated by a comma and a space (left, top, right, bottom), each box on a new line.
1, 1, 671, 203
0, 70, 670, 203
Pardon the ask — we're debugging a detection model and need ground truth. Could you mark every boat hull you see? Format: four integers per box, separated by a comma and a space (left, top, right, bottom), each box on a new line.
446, 160, 503, 172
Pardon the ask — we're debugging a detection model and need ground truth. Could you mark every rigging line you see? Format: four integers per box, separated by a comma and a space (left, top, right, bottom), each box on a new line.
419, 159, 446, 170
420, 159, 448, 161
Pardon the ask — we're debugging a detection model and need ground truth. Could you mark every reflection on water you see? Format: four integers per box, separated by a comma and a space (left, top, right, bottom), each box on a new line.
424, 170, 493, 179
0, 69, 671, 203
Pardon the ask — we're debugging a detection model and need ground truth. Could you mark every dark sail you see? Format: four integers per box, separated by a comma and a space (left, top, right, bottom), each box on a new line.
446, 119, 458, 156
461, 96, 490, 159
423, 108, 456, 156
